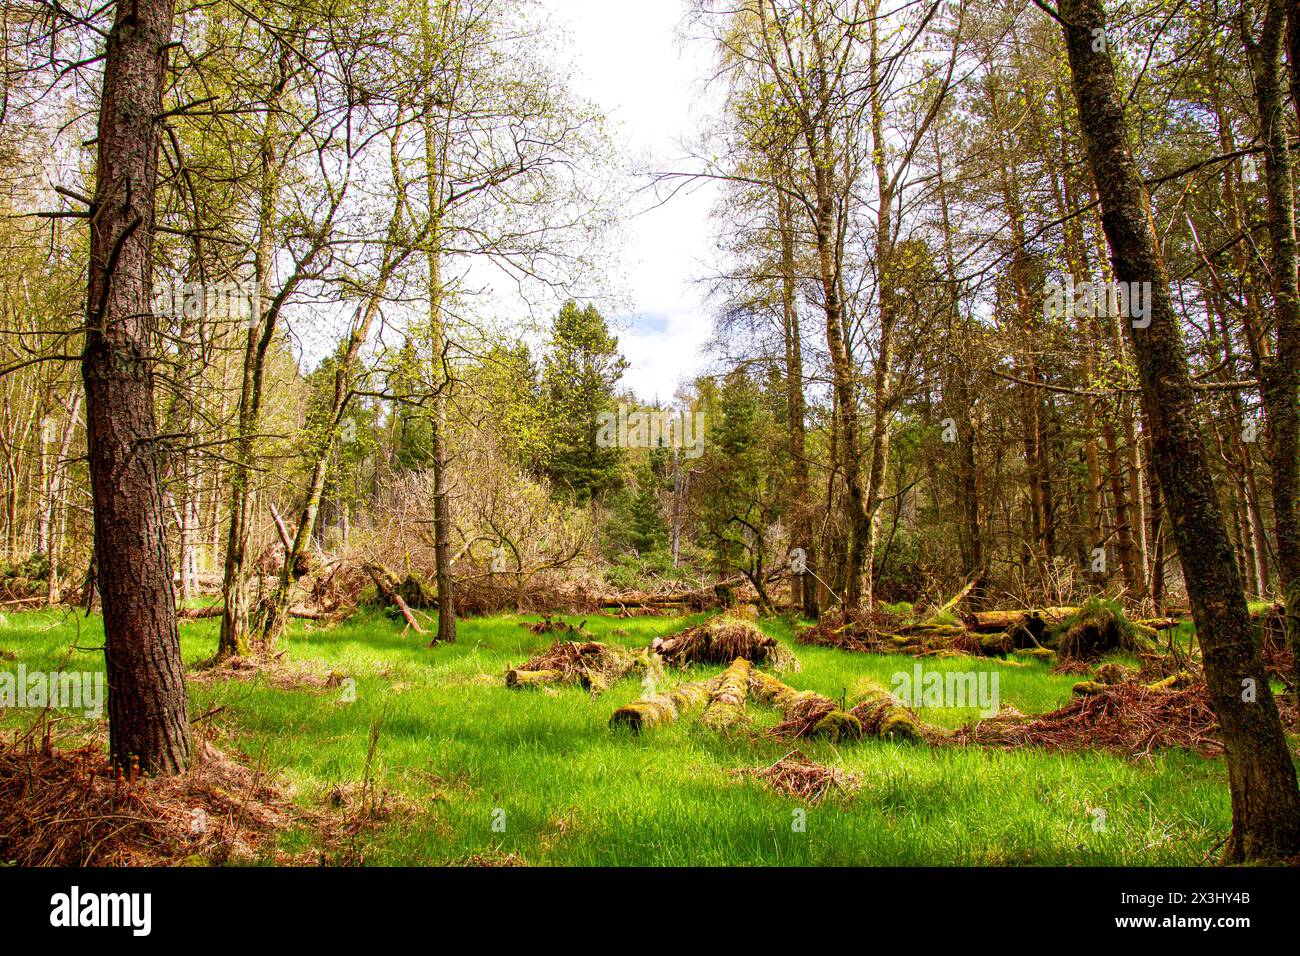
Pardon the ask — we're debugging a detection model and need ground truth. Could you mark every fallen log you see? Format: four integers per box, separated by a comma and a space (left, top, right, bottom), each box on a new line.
701, 658, 751, 730
505, 640, 644, 693
1134, 617, 1183, 630
848, 679, 926, 741
178, 603, 352, 624
597, 577, 749, 610
179, 603, 224, 619
965, 607, 1078, 633
750, 671, 862, 741
1250, 602, 1284, 620
364, 563, 426, 634
609, 678, 716, 734
505, 668, 566, 688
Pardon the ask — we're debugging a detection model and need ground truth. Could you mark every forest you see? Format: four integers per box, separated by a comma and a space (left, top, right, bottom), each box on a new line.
0, 0, 1298, 875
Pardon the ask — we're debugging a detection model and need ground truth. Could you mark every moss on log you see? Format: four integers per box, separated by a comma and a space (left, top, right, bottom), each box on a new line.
966, 607, 1078, 633
1071, 680, 1107, 696
849, 679, 925, 741
701, 658, 752, 730
979, 632, 1012, 656
748, 668, 823, 711
609, 678, 716, 734
809, 709, 863, 741
1143, 671, 1193, 692
505, 668, 565, 688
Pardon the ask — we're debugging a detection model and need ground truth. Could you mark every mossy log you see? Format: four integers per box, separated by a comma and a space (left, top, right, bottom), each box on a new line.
808, 709, 864, 741
1249, 602, 1284, 621
701, 658, 752, 730
748, 668, 824, 711
966, 607, 1078, 633
1143, 671, 1193, 692
898, 623, 967, 637
1134, 617, 1183, 630
609, 678, 716, 734
747, 670, 861, 739
979, 632, 1012, 656
849, 679, 925, 741
505, 668, 565, 688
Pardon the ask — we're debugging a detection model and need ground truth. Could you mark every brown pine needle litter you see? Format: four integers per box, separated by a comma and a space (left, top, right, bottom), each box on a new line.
0, 732, 302, 866
949, 682, 1223, 757
652, 614, 798, 670
736, 750, 860, 804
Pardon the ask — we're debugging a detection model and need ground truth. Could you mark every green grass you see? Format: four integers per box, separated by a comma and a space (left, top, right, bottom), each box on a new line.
0, 606, 1242, 865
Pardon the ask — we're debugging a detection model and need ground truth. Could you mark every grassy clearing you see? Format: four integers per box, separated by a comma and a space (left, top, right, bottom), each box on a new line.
0, 607, 1237, 865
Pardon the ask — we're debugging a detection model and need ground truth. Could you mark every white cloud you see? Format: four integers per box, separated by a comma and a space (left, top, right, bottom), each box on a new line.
539, 0, 721, 401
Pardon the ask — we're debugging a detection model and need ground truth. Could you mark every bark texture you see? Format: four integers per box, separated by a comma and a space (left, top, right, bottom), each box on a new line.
84, 0, 191, 775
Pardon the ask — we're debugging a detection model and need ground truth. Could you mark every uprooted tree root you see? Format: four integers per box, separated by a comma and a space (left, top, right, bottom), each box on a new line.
653, 614, 798, 670
1053, 598, 1158, 662
736, 750, 860, 805
0, 734, 301, 866
949, 682, 1222, 757
505, 640, 645, 694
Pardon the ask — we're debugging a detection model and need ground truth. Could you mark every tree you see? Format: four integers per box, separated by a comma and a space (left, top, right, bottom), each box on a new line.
1058, 0, 1300, 862
542, 300, 628, 502
83, 0, 191, 774
1239, 0, 1300, 689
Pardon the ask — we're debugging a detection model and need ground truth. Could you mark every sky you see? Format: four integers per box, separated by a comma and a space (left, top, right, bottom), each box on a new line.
538, 0, 721, 403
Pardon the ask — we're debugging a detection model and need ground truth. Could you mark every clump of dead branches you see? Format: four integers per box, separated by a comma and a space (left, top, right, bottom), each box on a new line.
736, 750, 860, 804
949, 682, 1222, 757
505, 639, 646, 693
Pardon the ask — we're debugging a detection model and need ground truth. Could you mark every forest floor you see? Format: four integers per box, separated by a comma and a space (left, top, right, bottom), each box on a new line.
0, 607, 1251, 865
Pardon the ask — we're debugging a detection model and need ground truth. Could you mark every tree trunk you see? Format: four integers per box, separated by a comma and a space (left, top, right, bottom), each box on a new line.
423, 0, 456, 644
217, 27, 298, 659
775, 172, 815, 617
83, 0, 190, 775
1243, 0, 1300, 690
1059, 0, 1300, 861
